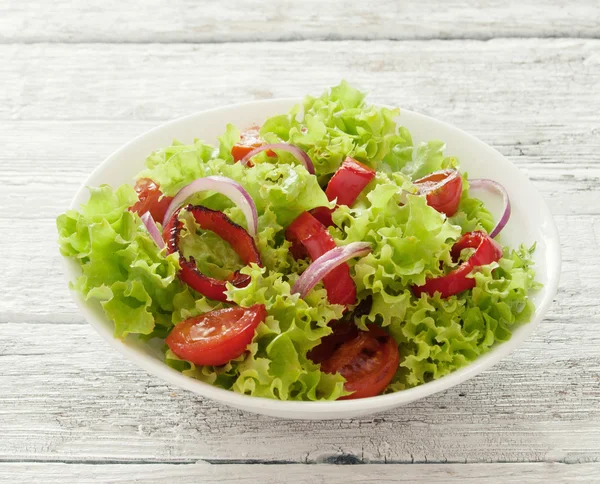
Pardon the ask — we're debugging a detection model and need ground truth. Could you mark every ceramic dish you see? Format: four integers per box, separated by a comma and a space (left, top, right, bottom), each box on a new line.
62, 99, 560, 419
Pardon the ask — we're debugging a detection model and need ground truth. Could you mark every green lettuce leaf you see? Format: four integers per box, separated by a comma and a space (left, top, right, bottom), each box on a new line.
332, 172, 462, 291
58, 81, 540, 401
261, 80, 409, 177
57, 185, 184, 339
167, 265, 347, 401
138, 139, 216, 196
449, 176, 495, 234
374, 245, 539, 388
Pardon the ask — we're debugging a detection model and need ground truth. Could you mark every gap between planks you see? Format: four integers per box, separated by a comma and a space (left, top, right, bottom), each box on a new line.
0, 457, 592, 465
2, 34, 600, 45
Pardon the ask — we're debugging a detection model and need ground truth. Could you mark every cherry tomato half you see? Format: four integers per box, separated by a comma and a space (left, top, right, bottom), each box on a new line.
166, 304, 267, 366
307, 320, 359, 365
130, 178, 173, 222
414, 169, 463, 217
231, 126, 275, 162
311, 322, 399, 400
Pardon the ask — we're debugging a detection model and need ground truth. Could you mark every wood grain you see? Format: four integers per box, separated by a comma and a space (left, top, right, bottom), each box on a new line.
1, 1, 599, 43
3, 40, 599, 122
1, 314, 599, 464
1, 32, 599, 481
1, 463, 599, 484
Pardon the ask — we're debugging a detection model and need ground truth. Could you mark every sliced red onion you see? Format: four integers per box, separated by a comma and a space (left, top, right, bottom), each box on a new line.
292, 242, 372, 299
140, 212, 165, 249
240, 143, 315, 175
469, 179, 511, 238
162, 176, 258, 238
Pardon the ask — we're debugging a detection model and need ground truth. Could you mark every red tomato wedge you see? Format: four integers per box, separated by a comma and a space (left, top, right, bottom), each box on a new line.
414, 169, 463, 217
164, 205, 262, 302
231, 126, 275, 162
307, 320, 359, 365
130, 178, 173, 222
310, 322, 399, 400
166, 304, 267, 366
326, 157, 376, 206
285, 212, 356, 306
413, 231, 503, 298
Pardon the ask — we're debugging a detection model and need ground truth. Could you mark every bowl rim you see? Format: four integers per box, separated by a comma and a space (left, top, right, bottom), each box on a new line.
63, 98, 561, 415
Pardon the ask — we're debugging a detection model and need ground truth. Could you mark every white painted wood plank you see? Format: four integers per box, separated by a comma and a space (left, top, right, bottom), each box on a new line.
1, 1, 599, 43
0, 310, 599, 463
1, 462, 599, 484
2, 40, 599, 123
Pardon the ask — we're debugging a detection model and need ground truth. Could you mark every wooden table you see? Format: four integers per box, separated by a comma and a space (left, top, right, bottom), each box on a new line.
2, 2, 599, 482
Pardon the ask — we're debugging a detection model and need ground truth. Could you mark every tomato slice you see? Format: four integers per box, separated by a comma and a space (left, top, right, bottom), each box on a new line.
164, 204, 262, 301
231, 126, 275, 162
285, 212, 356, 306
414, 169, 463, 217
413, 231, 503, 298
307, 320, 359, 365
326, 157, 376, 207
312, 322, 399, 400
130, 178, 173, 222
166, 304, 267, 366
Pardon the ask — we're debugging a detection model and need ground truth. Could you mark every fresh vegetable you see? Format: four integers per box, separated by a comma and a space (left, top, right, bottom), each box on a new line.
130, 178, 172, 222
326, 157, 376, 206
240, 143, 315, 175
286, 211, 357, 306
57, 82, 538, 402
310, 157, 376, 227
164, 204, 262, 301
312, 322, 400, 400
414, 169, 463, 217
309, 206, 335, 228
163, 176, 258, 237
413, 231, 503, 298
140, 212, 165, 249
469, 179, 511, 238
292, 242, 371, 299
166, 304, 267, 366
231, 126, 272, 162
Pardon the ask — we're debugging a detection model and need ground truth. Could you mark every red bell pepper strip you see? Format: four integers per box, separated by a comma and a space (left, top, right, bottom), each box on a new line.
163, 204, 262, 302
285, 211, 356, 306
326, 157, 376, 206
414, 169, 463, 217
310, 157, 376, 227
308, 206, 335, 228
413, 231, 503, 298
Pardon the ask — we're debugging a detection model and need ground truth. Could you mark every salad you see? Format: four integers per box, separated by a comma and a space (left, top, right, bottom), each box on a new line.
57, 82, 539, 401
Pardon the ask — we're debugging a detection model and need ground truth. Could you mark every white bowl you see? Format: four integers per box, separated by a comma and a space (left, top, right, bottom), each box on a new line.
63, 99, 561, 420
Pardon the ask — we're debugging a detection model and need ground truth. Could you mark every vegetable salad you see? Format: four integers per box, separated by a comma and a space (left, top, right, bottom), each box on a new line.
57, 82, 539, 401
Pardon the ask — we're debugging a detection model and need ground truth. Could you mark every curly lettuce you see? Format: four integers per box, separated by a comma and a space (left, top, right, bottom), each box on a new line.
57, 185, 183, 338
384, 245, 538, 387
57, 81, 539, 401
